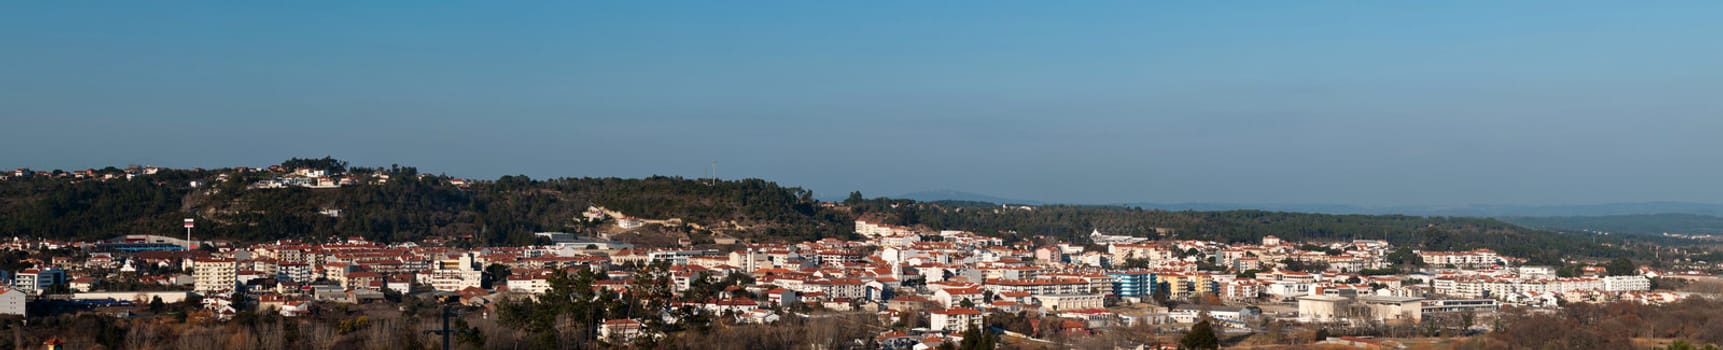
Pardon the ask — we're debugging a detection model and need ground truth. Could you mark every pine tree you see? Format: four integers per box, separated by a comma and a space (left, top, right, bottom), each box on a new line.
958, 324, 996, 350
1606, 257, 1637, 276
1180, 320, 1220, 350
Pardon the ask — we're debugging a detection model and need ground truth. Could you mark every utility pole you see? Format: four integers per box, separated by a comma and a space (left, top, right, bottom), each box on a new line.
425, 299, 474, 350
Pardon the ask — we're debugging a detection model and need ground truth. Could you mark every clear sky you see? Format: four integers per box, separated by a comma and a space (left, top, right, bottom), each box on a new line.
3, 2, 1721, 206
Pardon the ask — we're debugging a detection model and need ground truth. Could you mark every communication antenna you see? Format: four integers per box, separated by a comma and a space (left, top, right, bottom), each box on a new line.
706, 161, 718, 186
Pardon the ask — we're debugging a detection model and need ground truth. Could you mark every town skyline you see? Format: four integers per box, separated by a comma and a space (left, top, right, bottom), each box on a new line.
0, 146, 1715, 349
5, 1, 1722, 348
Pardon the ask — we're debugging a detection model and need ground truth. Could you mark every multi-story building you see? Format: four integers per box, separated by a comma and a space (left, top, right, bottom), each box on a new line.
1221, 279, 1264, 302
426, 270, 483, 292
1602, 275, 1651, 292
278, 263, 312, 283
805, 278, 867, 300
1355, 295, 1425, 323
1418, 249, 1503, 268
1171, 305, 1258, 328
12, 268, 65, 294
0, 288, 22, 317
982, 278, 1092, 296
506, 270, 555, 296
1033, 294, 1105, 312
1107, 243, 1173, 263
1434, 274, 1648, 299
855, 220, 916, 238
1159, 273, 1218, 299
193, 258, 238, 294
324, 263, 353, 286
1108, 271, 1156, 299
929, 308, 984, 332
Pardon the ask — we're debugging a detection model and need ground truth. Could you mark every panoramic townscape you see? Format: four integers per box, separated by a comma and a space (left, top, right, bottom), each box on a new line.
2, 162, 1722, 349
9, 2, 1723, 350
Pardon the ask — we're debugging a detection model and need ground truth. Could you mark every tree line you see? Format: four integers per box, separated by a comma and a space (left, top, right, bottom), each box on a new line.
846, 198, 1640, 264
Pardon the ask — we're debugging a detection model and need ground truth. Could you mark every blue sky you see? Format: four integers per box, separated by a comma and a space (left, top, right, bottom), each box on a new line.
3, 2, 1721, 206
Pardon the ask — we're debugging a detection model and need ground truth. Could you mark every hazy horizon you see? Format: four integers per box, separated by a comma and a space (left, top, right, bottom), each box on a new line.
5, 2, 1722, 206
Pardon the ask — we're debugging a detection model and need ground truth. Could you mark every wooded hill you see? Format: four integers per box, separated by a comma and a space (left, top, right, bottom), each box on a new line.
0, 159, 1636, 263
0, 159, 849, 245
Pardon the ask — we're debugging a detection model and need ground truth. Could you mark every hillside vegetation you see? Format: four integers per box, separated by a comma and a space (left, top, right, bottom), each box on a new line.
0, 159, 1636, 263
0, 161, 849, 245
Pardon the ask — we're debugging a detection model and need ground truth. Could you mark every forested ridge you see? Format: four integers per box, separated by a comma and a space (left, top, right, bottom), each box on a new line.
0, 159, 851, 245
0, 159, 1636, 262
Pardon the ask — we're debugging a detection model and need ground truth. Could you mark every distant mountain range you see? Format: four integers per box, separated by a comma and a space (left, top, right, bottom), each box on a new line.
880, 189, 1723, 218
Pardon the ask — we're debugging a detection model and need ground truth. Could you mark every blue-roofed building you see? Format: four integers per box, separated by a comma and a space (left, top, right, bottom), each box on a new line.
1108, 271, 1156, 299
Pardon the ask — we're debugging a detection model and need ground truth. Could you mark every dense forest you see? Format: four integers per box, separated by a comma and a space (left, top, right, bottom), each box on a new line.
0, 159, 1641, 263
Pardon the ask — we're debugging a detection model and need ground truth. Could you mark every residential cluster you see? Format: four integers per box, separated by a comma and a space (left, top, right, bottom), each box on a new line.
4, 165, 168, 182
0, 214, 1678, 348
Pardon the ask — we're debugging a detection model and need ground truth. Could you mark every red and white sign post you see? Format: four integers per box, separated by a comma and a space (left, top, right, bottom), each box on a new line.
184, 218, 195, 250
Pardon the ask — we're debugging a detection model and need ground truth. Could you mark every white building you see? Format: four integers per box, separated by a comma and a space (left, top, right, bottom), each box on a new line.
1355, 295, 1424, 323
278, 263, 313, 283
1265, 280, 1315, 301
1297, 294, 1350, 323
193, 258, 238, 294
1518, 266, 1557, 278
1417, 249, 1502, 268
0, 288, 23, 316
1602, 275, 1651, 292
69, 277, 96, 292
426, 270, 483, 292
386, 275, 413, 295
424, 253, 484, 292
981, 278, 1092, 295
1170, 305, 1256, 328
617, 217, 645, 229
506, 274, 552, 296
929, 308, 985, 332
600, 319, 645, 342
855, 220, 916, 238
1034, 294, 1106, 312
